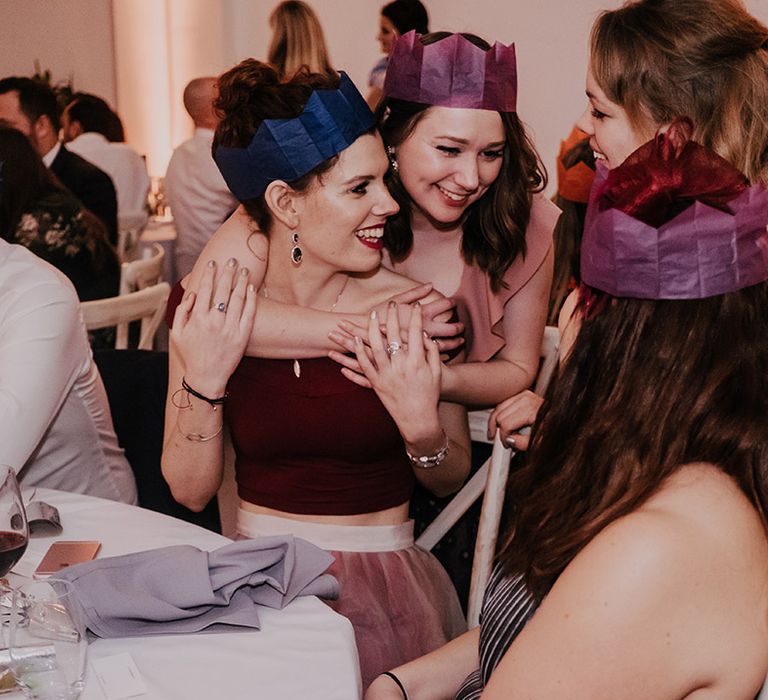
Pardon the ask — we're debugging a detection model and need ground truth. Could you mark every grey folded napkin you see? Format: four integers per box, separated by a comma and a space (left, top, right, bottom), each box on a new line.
53, 535, 339, 638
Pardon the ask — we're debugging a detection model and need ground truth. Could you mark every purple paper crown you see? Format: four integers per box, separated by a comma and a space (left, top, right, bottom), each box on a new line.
214, 72, 375, 200
383, 31, 517, 112
581, 125, 768, 300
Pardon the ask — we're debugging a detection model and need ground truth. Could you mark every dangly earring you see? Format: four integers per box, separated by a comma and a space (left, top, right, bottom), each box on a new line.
386, 145, 399, 173
290, 231, 303, 265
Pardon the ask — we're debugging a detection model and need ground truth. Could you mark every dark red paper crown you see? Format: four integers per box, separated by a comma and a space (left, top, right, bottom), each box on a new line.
581, 120, 768, 299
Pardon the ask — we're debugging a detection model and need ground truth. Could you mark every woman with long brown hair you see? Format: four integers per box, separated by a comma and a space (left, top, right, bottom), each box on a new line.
365, 116, 768, 700
492, 0, 768, 448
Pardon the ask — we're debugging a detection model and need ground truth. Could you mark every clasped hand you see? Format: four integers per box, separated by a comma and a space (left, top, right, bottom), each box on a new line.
487, 389, 543, 451
329, 302, 441, 431
329, 283, 464, 358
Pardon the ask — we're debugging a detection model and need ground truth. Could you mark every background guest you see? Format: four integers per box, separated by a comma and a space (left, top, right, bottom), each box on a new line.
0, 76, 118, 245
547, 126, 595, 324
0, 126, 119, 303
267, 0, 334, 78
366, 0, 429, 108
0, 235, 136, 502
62, 92, 150, 226
164, 77, 237, 280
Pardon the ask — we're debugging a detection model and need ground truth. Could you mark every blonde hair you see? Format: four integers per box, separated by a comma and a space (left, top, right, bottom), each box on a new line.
591, 0, 768, 184
267, 1, 334, 78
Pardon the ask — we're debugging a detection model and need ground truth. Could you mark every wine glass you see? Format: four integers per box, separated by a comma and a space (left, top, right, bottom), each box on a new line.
0, 466, 28, 578
8, 579, 87, 700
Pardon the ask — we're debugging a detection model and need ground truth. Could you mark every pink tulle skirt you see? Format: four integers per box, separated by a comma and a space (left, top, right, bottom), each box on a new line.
237, 511, 466, 689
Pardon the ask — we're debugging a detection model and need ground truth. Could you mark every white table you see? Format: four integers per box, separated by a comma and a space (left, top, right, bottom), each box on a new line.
10, 489, 362, 700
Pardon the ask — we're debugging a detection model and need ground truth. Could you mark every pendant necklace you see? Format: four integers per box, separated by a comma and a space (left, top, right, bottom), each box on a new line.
261, 276, 350, 378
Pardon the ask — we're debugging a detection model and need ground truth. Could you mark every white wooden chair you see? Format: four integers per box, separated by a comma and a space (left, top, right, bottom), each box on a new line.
116, 211, 149, 264
416, 325, 561, 627
116, 242, 165, 347
119, 242, 165, 295
81, 282, 171, 351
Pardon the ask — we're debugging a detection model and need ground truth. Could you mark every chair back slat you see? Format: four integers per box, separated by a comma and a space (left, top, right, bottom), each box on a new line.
416, 325, 561, 627
116, 243, 165, 347
81, 282, 171, 351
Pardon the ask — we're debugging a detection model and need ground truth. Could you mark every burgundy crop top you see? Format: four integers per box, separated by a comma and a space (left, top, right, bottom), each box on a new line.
166, 282, 415, 515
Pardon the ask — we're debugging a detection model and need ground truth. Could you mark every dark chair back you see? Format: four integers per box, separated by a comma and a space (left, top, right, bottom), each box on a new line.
93, 349, 221, 533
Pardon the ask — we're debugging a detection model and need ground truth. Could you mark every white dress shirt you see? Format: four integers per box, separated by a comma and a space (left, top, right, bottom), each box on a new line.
41, 141, 61, 168
0, 240, 137, 503
164, 128, 238, 279
67, 132, 150, 219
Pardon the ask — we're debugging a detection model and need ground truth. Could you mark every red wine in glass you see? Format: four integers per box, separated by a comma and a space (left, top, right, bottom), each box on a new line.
0, 532, 27, 577
0, 467, 28, 577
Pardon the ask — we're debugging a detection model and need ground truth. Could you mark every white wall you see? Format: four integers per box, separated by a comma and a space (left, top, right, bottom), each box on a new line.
2, 0, 768, 182
0, 0, 116, 104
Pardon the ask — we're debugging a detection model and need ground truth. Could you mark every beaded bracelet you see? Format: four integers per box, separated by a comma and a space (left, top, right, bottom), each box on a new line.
406, 434, 449, 470
381, 671, 408, 699
181, 377, 229, 407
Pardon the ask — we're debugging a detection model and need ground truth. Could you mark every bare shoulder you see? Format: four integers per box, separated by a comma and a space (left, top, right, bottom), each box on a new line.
563, 464, 768, 619
486, 463, 768, 698
186, 206, 267, 289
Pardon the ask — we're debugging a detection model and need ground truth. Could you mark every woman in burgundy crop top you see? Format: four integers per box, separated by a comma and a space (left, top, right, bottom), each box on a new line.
161, 61, 469, 689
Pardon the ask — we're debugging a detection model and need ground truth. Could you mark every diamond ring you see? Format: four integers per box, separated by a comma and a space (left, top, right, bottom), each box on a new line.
216, 302, 227, 313
386, 341, 401, 356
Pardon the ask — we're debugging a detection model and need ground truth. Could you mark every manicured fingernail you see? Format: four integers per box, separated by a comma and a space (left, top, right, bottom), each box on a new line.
240, 267, 248, 276
389, 300, 396, 308
354, 336, 362, 345
227, 257, 236, 268
413, 301, 420, 308
207, 260, 215, 268
247, 284, 255, 292
423, 331, 429, 338
370, 310, 377, 320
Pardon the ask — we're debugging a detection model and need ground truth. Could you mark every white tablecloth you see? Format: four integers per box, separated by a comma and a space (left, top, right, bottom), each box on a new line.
10, 489, 362, 700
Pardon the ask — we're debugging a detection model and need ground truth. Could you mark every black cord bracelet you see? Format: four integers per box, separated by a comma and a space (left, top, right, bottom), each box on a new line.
381, 671, 408, 700
181, 377, 229, 406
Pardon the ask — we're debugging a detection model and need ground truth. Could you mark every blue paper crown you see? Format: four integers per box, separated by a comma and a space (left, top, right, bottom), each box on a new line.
214, 72, 375, 200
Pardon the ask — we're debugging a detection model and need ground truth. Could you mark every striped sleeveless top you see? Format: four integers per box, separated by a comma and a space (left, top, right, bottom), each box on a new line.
454, 565, 541, 699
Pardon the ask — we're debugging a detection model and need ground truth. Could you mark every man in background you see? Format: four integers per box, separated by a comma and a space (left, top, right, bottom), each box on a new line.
164, 77, 237, 280
0, 77, 118, 245
62, 93, 150, 228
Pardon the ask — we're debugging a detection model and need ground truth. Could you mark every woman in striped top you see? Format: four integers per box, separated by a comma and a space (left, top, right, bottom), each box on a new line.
365, 1, 768, 696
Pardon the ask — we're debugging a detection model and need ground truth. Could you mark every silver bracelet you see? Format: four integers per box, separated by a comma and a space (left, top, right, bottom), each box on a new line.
406, 434, 449, 469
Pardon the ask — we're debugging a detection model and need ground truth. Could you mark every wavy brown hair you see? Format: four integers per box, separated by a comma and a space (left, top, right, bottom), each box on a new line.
498, 282, 768, 599
377, 32, 546, 293
214, 59, 350, 234
590, 0, 768, 184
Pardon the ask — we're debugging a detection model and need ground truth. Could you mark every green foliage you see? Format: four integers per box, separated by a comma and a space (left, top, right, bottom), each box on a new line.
31, 59, 74, 112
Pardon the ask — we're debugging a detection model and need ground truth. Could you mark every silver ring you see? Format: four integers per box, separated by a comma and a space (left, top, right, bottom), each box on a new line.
505, 436, 516, 449
386, 341, 401, 356
216, 302, 227, 313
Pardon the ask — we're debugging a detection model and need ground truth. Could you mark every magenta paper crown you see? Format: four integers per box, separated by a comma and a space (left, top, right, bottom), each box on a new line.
383, 31, 517, 112
581, 123, 768, 299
